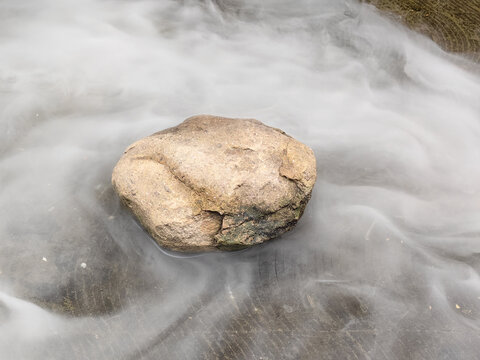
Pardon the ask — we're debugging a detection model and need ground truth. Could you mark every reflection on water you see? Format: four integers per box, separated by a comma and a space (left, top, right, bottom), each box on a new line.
1, 0, 480, 358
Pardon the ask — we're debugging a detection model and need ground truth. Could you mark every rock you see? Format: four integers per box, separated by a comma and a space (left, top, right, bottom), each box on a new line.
112, 115, 316, 252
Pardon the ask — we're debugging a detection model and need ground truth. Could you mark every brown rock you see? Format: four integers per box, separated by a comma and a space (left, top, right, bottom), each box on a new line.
112, 115, 316, 252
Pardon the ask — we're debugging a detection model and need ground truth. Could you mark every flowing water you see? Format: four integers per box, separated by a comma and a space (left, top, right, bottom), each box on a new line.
1, 0, 480, 359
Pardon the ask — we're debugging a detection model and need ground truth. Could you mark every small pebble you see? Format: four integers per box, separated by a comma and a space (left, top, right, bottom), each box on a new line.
81, 262, 87, 269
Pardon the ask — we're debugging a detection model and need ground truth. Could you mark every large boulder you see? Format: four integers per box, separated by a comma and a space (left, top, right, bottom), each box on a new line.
112, 115, 316, 251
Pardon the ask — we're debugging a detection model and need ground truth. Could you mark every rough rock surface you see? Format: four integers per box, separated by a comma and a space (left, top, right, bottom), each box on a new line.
112, 115, 316, 251
364, 0, 480, 61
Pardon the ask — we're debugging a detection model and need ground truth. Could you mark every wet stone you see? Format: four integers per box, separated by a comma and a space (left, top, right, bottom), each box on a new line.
112, 115, 317, 252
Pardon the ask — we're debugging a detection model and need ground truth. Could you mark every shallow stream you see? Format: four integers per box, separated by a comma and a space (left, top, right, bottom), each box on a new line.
1, 0, 480, 358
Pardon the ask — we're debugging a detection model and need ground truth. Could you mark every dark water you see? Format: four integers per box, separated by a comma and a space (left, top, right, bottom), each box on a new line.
1, 0, 480, 359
